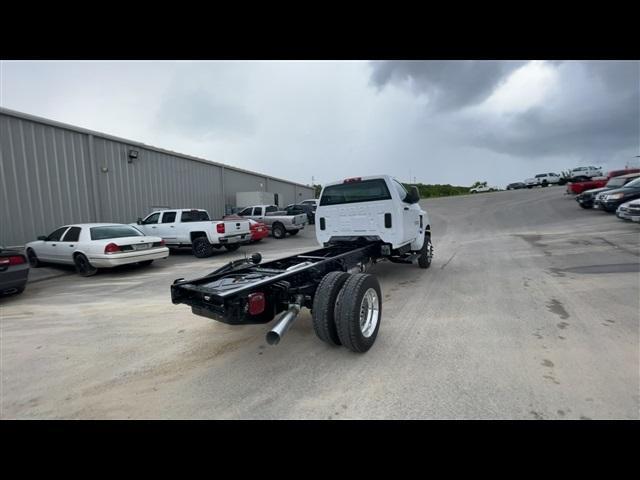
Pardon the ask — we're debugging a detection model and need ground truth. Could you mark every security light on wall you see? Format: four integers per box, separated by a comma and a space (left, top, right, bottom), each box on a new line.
128, 150, 139, 163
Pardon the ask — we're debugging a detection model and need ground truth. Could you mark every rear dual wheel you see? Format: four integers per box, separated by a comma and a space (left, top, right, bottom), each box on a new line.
312, 272, 382, 353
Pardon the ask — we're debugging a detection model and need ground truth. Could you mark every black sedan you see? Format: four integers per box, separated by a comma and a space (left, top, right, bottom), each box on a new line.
0, 246, 29, 296
506, 182, 526, 190
595, 177, 640, 212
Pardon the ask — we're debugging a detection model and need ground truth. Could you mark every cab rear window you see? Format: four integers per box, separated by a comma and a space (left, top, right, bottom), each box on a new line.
181, 210, 210, 222
320, 179, 392, 206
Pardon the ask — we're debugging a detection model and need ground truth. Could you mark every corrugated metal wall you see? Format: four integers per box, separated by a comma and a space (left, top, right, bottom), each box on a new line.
0, 109, 315, 247
1, 115, 96, 247
92, 137, 224, 223
267, 178, 297, 207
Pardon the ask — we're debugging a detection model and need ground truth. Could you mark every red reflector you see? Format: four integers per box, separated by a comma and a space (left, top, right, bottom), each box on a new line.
104, 243, 121, 254
8, 255, 26, 266
217, 223, 225, 234
343, 177, 362, 183
248, 292, 266, 316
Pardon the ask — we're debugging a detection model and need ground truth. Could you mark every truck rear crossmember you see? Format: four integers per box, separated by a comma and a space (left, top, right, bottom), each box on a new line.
172, 243, 378, 322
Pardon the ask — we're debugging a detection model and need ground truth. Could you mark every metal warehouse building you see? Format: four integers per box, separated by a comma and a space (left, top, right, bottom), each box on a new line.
0, 108, 315, 247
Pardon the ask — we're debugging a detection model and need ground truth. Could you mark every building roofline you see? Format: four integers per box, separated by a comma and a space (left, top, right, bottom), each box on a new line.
0, 107, 313, 190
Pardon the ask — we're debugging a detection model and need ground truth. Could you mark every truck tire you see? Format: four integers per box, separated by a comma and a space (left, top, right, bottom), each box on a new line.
74, 253, 98, 277
418, 234, 433, 269
272, 223, 286, 239
288, 229, 299, 236
542, 181, 548, 187
312, 271, 350, 346
224, 244, 240, 252
335, 273, 382, 353
192, 237, 213, 258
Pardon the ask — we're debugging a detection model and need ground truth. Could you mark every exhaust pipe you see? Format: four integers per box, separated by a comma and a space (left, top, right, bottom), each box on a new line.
266, 295, 303, 346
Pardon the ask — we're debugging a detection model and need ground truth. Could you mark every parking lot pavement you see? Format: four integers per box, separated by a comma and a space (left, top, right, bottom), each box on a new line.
1, 189, 638, 419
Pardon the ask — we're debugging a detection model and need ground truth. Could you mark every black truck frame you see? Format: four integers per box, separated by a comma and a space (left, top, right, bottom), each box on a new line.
171, 233, 433, 353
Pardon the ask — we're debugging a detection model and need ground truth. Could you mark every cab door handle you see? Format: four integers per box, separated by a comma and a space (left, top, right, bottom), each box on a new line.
404, 207, 409, 211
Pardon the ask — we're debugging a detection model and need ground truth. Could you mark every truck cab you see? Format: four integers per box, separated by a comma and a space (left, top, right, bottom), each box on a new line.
315, 175, 429, 252
134, 209, 251, 257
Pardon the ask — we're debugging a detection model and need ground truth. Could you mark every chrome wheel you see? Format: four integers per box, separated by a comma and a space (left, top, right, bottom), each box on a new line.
359, 288, 379, 338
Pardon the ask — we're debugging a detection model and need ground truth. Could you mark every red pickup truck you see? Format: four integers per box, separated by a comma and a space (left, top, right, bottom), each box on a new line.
567, 168, 640, 194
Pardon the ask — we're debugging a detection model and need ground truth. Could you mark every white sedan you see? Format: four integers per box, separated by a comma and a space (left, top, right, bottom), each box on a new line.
616, 199, 640, 222
25, 223, 169, 276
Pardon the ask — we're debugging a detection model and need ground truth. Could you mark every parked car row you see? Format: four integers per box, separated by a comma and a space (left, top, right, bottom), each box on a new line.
2, 203, 319, 296
507, 166, 607, 191
570, 172, 640, 222
566, 168, 640, 194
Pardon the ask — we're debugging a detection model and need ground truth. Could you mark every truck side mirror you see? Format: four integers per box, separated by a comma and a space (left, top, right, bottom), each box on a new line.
137, 218, 142, 225
406, 186, 420, 204
38, 235, 47, 241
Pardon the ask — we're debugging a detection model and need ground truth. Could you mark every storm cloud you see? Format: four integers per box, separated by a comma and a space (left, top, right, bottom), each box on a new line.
370, 60, 640, 162
370, 60, 526, 110
1, 60, 638, 188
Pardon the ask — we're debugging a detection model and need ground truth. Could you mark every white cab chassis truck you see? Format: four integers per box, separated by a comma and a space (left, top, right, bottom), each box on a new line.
171, 175, 433, 354
135, 209, 251, 258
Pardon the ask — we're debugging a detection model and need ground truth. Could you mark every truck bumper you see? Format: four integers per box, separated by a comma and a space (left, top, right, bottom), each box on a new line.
219, 233, 250, 244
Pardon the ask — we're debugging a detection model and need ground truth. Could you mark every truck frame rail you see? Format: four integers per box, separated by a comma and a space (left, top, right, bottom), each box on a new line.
171, 242, 381, 326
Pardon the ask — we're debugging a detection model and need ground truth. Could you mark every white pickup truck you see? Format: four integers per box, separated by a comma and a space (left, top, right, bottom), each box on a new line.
524, 172, 561, 188
315, 175, 433, 266
237, 205, 307, 239
171, 174, 434, 354
469, 185, 497, 193
134, 209, 251, 258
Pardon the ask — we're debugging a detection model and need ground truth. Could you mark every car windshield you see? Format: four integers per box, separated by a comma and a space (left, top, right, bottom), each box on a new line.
607, 177, 630, 187
622, 177, 640, 188
90, 225, 143, 240
320, 179, 391, 206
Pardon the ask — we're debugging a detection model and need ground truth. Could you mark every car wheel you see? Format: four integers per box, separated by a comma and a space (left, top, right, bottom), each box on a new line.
272, 223, 286, 239
288, 229, 299, 236
224, 244, 240, 252
192, 237, 213, 258
418, 234, 433, 269
74, 253, 98, 277
26, 248, 40, 268
138, 260, 153, 266
334, 273, 382, 353
312, 271, 350, 346
579, 203, 592, 209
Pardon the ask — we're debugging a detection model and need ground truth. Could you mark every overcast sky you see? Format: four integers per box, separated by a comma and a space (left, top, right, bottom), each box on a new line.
1, 60, 638, 187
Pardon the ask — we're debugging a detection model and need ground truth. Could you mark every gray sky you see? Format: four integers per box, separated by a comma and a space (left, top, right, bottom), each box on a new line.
1, 60, 638, 187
